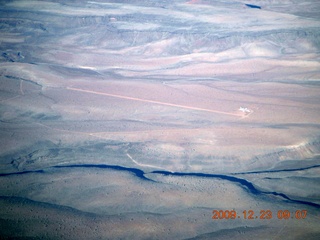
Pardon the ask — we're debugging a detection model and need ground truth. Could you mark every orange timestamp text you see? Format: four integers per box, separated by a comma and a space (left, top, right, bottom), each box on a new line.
212, 209, 307, 220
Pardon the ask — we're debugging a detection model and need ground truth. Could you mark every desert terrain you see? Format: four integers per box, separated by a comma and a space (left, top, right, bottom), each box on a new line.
1, 0, 320, 239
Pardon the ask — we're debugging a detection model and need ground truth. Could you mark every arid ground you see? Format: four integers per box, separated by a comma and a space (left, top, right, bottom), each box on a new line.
1, 0, 320, 239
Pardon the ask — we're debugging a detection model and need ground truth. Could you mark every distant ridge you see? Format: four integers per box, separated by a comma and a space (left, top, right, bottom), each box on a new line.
245, 4, 261, 9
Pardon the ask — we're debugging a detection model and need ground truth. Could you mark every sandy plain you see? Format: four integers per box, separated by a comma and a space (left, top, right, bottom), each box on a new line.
1, 0, 320, 239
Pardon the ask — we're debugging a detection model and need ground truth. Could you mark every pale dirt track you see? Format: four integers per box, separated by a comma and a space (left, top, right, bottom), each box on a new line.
66, 87, 243, 117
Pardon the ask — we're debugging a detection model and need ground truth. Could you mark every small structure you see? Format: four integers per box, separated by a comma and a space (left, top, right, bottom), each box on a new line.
239, 107, 251, 113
